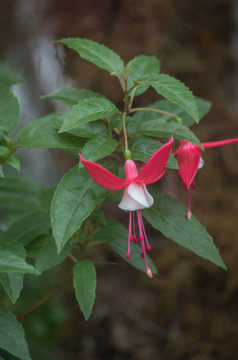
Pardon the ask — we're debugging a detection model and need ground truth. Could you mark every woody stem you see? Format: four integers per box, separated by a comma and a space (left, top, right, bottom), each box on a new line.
17, 271, 73, 321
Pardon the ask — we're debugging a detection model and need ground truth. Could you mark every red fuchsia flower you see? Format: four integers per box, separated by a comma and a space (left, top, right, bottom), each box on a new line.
79, 137, 173, 278
173, 138, 238, 220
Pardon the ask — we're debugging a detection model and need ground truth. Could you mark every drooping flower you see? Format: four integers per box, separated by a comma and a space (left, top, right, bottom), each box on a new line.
174, 138, 238, 219
79, 137, 173, 278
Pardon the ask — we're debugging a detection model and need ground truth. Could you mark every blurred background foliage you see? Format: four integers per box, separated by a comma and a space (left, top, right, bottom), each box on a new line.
1, 0, 238, 359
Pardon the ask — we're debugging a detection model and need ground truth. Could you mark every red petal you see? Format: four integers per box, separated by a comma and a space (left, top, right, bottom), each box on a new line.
136, 137, 173, 184
177, 143, 201, 189
202, 138, 238, 149
79, 154, 128, 190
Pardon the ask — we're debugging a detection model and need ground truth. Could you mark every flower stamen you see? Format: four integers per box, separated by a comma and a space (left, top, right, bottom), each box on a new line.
136, 210, 153, 278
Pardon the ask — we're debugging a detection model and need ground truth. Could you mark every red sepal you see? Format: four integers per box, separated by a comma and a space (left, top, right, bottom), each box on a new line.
137, 137, 173, 184
202, 138, 238, 149
79, 154, 128, 190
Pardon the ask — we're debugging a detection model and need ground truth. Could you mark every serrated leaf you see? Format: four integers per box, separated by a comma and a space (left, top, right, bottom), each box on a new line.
127, 55, 160, 96
0, 84, 20, 134
52, 113, 107, 139
81, 134, 118, 162
6, 211, 51, 246
15, 114, 86, 149
140, 119, 202, 147
0, 306, 31, 360
51, 165, 108, 253
143, 190, 226, 269
129, 136, 178, 169
35, 236, 71, 272
0, 238, 39, 275
59, 97, 117, 133
139, 74, 199, 123
94, 222, 157, 275
0, 60, 23, 85
73, 260, 96, 320
42, 88, 104, 106
57, 38, 124, 74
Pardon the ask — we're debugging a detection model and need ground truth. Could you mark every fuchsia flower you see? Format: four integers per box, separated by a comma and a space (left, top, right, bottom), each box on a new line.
174, 138, 238, 219
79, 137, 173, 278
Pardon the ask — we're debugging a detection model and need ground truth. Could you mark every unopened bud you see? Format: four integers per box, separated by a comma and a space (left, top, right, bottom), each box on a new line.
176, 117, 183, 124
124, 149, 132, 160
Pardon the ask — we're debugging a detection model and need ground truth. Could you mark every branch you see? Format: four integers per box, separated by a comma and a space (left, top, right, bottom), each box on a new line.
17, 271, 73, 322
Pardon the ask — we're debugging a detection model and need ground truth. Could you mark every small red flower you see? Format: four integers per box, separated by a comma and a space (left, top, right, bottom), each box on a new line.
174, 138, 238, 219
80, 137, 173, 277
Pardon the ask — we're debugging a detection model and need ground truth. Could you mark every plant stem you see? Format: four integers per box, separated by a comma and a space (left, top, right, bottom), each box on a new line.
122, 112, 128, 150
17, 271, 73, 322
130, 107, 178, 120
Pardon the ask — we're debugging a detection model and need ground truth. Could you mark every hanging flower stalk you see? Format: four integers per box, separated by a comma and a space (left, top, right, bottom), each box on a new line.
174, 138, 238, 219
79, 137, 173, 277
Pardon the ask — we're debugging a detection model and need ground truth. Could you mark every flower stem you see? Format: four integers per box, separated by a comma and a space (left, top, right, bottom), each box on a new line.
130, 107, 178, 120
17, 271, 73, 322
122, 112, 128, 150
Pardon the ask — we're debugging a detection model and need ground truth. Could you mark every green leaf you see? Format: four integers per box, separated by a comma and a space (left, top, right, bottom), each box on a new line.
42, 88, 104, 106
0, 238, 40, 275
127, 55, 160, 96
94, 222, 157, 275
51, 165, 108, 253
81, 134, 118, 162
196, 97, 212, 124
0, 306, 31, 360
129, 135, 178, 169
6, 211, 51, 246
108, 115, 122, 133
0, 238, 24, 302
0, 175, 42, 223
143, 190, 226, 269
0, 165, 3, 177
57, 38, 124, 74
59, 97, 117, 133
73, 260, 96, 320
0, 146, 9, 156
15, 114, 86, 149
25, 234, 50, 258
35, 236, 71, 272
140, 119, 202, 147
52, 113, 107, 139
0, 60, 23, 85
0, 272, 23, 303
130, 97, 211, 128
139, 74, 199, 123
0, 84, 20, 134
5, 153, 21, 171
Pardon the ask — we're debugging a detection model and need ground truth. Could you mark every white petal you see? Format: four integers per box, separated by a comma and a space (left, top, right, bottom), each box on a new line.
118, 187, 144, 211
198, 156, 204, 169
128, 183, 150, 208
141, 184, 154, 207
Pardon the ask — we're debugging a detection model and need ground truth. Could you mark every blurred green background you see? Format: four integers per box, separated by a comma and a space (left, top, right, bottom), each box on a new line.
1, 1, 238, 359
